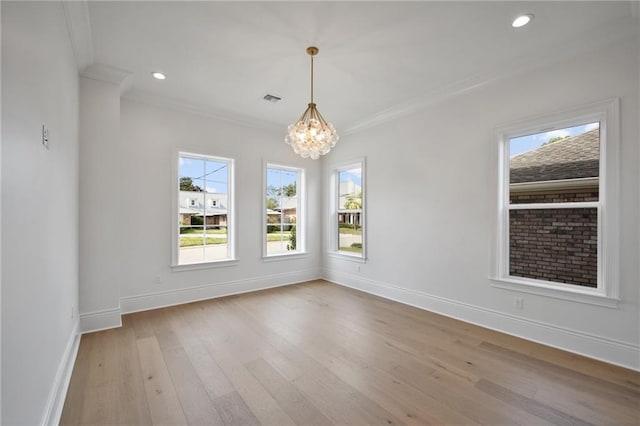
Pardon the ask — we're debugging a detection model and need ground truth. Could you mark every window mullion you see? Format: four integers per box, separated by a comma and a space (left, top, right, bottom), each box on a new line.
201, 159, 206, 260
280, 170, 284, 244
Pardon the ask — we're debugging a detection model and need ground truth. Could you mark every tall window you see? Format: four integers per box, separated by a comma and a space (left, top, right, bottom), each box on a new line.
508, 122, 600, 287
264, 164, 304, 257
493, 100, 619, 305
336, 161, 365, 257
176, 153, 234, 265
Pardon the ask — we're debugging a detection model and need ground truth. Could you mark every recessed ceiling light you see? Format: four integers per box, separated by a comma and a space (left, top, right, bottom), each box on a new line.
512, 14, 534, 28
151, 72, 166, 80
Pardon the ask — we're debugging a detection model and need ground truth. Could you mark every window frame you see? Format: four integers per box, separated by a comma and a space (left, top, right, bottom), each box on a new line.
491, 99, 619, 307
330, 158, 367, 262
172, 150, 237, 270
262, 161, 307, 261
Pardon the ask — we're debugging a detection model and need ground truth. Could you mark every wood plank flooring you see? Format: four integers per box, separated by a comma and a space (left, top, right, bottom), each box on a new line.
61, 280, 640, 425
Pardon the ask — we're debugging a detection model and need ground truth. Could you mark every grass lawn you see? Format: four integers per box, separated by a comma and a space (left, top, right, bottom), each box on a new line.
339, 228, 362, 235
180, 236, 227, 247
339, 246, 363, 253
180, 228, 227, 235
267, 232, 292, 242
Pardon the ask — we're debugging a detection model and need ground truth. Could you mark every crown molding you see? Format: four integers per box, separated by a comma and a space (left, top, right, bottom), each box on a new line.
344, 15, 640, 136
62, 0, 94, 72
81, 63, 133, 93
343, 76, 492, 136
122, 89, 283, 132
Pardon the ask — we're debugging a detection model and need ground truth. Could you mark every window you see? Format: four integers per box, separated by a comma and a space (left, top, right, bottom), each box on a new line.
493, 100, 619, 306
334, 160, 365, 258
175, 152, 234, 266
264, 164, 305, 257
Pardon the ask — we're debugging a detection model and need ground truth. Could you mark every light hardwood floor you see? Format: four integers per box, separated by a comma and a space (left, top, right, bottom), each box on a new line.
61, 280, 640, 425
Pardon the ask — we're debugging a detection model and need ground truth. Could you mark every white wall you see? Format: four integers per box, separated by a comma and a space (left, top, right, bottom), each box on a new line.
79, 76, 123, 331
323, 37, 640, 369
114, 99, 322, 314
1, 2, 80, 424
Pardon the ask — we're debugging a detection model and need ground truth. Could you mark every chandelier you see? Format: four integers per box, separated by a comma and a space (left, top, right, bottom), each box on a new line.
285, 46, 339, 160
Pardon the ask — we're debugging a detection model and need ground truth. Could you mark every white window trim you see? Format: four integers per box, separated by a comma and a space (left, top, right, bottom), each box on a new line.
262, 161, 307, 260
490, 99, 620, 308
330, 157, 367, 261
171, 149, 237, 270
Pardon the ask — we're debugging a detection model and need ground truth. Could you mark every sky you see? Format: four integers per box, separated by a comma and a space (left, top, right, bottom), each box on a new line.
179, 156, 228, 193
509, 121, 599, 157
179, 156, 301, 196
339, 167, 362, 187
267, 167, 298, 192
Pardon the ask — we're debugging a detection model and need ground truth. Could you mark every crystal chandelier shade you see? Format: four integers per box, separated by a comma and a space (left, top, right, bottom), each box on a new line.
285, 47, 338, 160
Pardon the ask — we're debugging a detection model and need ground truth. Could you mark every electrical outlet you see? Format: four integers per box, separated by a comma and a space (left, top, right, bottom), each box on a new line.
154, 275, 162, 284
514, 297, 524, 310
42, 125, 49, 149
356, 265, 361, 273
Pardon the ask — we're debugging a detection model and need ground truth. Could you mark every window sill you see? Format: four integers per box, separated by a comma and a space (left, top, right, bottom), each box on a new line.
328, 251, 367, 263
262, 252, 309, 263
489, 276, 619, 308
171, 259, 239, 272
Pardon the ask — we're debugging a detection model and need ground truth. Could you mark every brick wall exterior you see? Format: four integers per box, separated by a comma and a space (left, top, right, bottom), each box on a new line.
205, 215, 227, 226
509, 191, 598, 288
510, 189, 598, 204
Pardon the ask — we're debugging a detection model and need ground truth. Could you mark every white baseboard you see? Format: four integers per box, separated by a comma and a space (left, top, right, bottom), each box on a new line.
41, 320, 80, 426
120, 268, 322, 314
79, 307, 122, 334
322, 268, 640, 371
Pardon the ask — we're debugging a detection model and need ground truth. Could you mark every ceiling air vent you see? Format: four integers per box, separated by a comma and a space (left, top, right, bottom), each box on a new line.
263, 94, 282, 103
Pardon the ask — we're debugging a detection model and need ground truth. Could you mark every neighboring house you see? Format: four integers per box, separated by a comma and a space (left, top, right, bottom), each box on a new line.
278, 196, 298, 223
179, 190, 228, 226
338, 211, 361, 228
509, 129, 599, 287
267, 196, 297, 230
510, 128, 599, 199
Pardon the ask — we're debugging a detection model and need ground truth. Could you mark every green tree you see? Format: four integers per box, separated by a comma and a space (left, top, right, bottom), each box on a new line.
180, 177, 202, 192
282, 183, 296, 197
287, 225, 296, 251
544, 136, 569, 146
344, 192, 362, 210
267, 183, 296, 198
266, 198, 278, 210
266, 185, 279, 201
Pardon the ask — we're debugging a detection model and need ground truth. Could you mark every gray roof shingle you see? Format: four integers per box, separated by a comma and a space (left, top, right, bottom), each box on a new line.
510, 129, 599, 183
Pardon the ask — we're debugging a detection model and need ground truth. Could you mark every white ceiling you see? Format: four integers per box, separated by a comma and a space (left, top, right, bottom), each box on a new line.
82, 1, 635, 133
